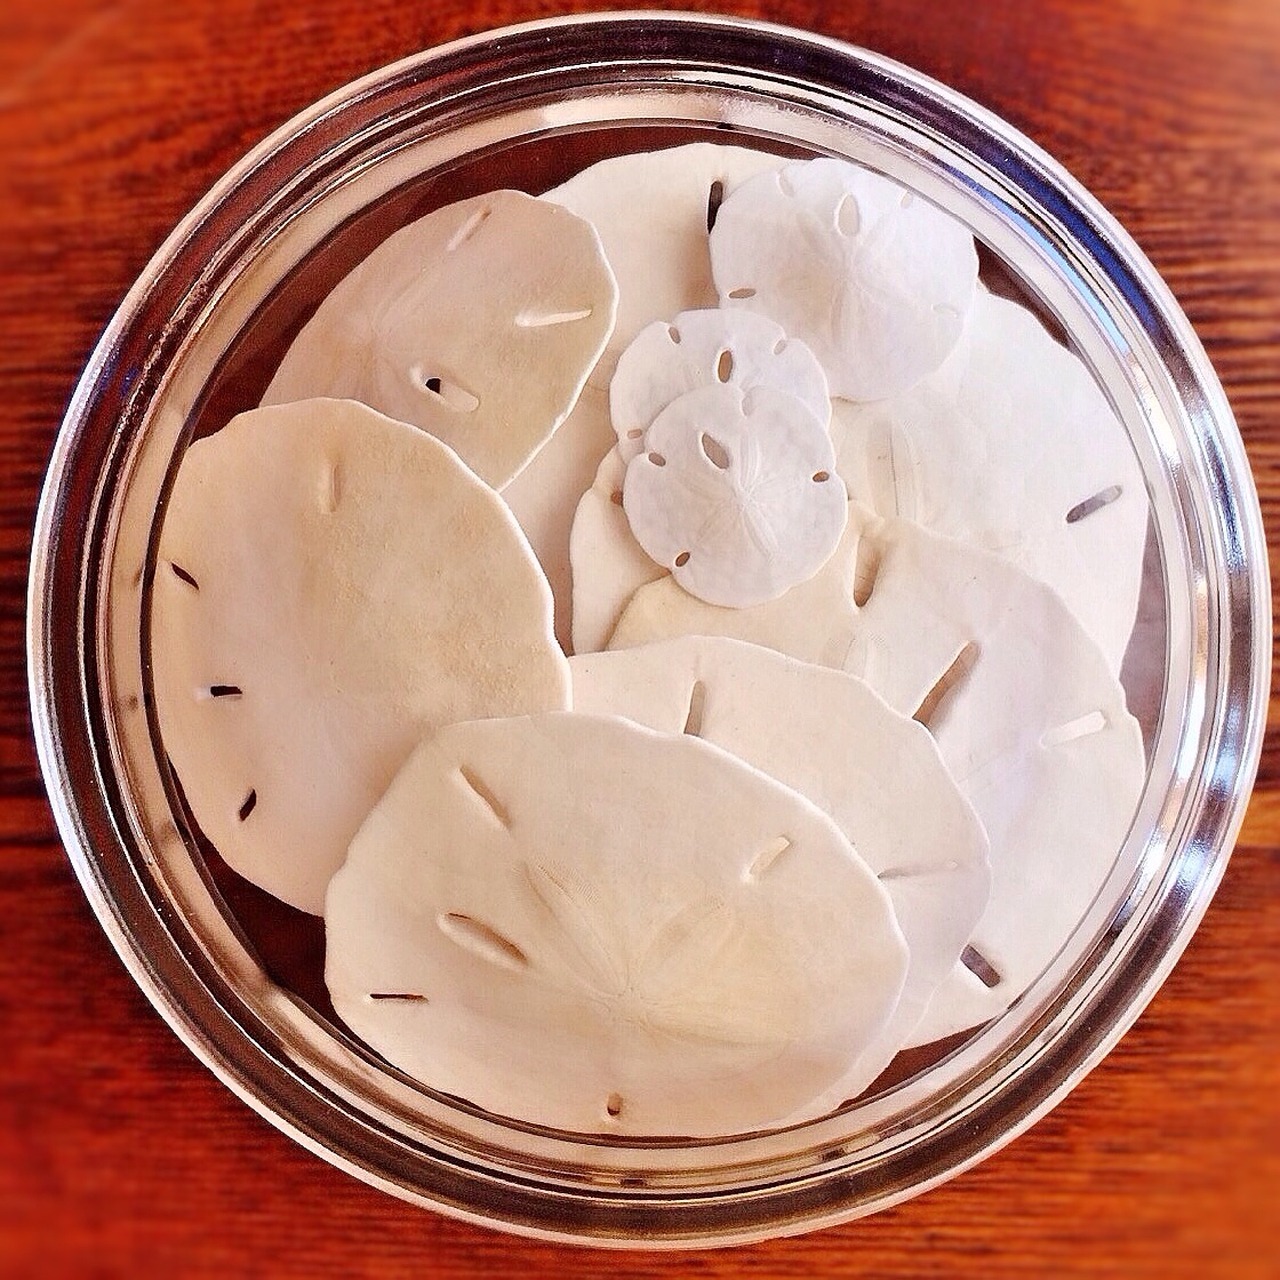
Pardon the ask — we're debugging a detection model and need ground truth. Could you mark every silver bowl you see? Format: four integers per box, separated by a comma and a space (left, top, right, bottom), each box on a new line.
27, 12, 1270, 1247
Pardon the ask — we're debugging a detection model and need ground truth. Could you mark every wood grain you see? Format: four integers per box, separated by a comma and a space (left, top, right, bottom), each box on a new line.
2, 1, 1278, 1275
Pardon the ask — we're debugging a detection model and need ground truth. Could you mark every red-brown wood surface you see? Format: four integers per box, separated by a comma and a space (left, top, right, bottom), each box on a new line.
2, 1, 1278, 1275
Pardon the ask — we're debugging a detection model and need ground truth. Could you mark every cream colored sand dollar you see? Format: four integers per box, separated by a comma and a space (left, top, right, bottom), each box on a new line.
499, 381, 613, 652
624, 384, 847, 607
544, 143, 785, 389
262, 190, 617, 488
570, 637, 991, 1079
324, 712, 908, 1136
568, 446, 668, 655
152, 399, 570, 915
710, 158, 978, 401
610, 309, 830, 461
610, 508, 1146, 1040
829, 288, 1148, 674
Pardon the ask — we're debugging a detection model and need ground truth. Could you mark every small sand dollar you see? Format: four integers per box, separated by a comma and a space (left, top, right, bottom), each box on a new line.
262, 190, 617, 488
324, 712, 909, 1137
710, 158, 978, 401
623, 384, 847, 607
152, 399, 569, 915
610, 309, 830, 461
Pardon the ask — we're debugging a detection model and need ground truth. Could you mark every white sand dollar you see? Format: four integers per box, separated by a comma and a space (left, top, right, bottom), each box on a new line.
623, 384, 847, 607
568, 446, 668, 655
152, 399, 570, 915
570, 636, 991, 1077
610, 508, 1146, 1040
710, 158, 978, 401
610, 309, 830, 461
829, 288, 1148, 674
324, 712, 909, 1136
262, 190, 617, 488
544, 143, 785, 389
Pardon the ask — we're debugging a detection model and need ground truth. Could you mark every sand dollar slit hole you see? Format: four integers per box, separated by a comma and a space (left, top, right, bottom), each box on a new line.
412, 371, 480, 413
437, 912, 530, 971
700, 433, 731, 468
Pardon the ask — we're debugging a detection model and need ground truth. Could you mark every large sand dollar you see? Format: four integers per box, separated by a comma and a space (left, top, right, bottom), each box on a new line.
544, 142, 784, 389
610, 308, 830, 462
830, 287, 1148, 674
152, 399, 569, 915
324, 712, 909, 1136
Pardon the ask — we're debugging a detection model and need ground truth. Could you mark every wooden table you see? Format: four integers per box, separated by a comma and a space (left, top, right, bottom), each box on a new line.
2, 1, 1277, 1275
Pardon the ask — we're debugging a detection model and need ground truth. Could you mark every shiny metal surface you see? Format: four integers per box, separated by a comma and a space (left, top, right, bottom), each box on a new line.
27, 12, 1270, 1246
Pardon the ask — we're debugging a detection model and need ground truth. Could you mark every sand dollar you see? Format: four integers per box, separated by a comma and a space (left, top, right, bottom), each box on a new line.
262, 190, 617, 488
610, 308, 830, 461
623, 384, 847, 607
610, 507, 1146, 1039
830, 287, 1148, 674
569, 636, 991, 1079
324, 712, 909, 1136
544, 143, 785, 388
152, 398, 569, 914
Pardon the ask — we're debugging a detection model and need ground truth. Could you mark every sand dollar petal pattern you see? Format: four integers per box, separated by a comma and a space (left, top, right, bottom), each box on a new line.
623, 384, 847, 608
